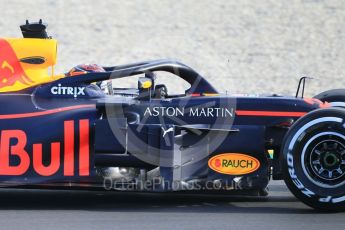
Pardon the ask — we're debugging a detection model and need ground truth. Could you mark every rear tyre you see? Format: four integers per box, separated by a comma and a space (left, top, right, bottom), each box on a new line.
281, 108, 345, 211
314, 89, 345, 107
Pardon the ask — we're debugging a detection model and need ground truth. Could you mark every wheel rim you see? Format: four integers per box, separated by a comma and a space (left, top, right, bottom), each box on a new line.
302, 132, 345, 188
310, 140, 345, 181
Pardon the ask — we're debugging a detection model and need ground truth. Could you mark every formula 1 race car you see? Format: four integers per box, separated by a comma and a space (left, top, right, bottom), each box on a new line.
0, 20, 344, 212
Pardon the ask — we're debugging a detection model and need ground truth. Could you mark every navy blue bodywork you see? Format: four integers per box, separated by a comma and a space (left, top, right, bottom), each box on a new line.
0, 60, 323, 193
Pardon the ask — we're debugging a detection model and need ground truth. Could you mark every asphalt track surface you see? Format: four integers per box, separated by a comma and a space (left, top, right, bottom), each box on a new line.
0, 181, 342, 230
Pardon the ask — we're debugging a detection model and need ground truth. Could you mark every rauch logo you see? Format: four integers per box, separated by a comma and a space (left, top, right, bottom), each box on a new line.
208, 153, 260, 175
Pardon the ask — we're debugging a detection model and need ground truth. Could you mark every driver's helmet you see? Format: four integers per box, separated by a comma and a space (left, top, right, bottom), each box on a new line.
66, 64, 105, 77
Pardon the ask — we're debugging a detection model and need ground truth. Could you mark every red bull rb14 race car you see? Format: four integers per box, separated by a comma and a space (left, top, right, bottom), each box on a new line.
0, 20, 344, 212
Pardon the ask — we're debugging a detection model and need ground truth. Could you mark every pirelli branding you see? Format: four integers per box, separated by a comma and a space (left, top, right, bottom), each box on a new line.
208, 153, 260, 175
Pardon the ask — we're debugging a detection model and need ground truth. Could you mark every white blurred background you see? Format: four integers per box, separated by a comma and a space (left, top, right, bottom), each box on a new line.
1, 0, 345, 96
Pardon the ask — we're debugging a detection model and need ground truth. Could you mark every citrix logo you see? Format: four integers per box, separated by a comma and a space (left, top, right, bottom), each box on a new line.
51, 84, 85, 97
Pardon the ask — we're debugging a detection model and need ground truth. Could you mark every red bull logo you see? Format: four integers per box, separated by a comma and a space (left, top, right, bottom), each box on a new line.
0, 119, 90, 176
0, 39, 34, 88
